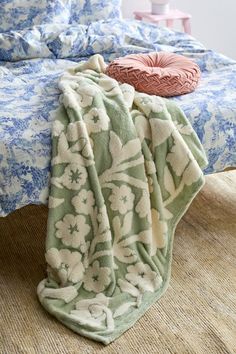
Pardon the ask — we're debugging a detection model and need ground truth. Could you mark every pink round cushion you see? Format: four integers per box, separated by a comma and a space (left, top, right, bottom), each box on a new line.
106, 52, 201, 97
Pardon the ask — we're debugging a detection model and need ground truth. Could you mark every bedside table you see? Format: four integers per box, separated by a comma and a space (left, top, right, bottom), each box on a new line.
134, 9, 192, 34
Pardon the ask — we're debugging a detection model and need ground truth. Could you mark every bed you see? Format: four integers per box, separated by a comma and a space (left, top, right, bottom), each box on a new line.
0, 4, 236, 217
1, 1, 236, 346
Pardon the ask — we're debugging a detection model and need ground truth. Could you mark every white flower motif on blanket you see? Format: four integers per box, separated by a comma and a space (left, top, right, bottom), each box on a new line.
61, 163, 88, 190
125, 262, 162, 293
63, 82, 99, 109
97, 205, 110, 234
166, 136, 190, 176
48, 196, 65, 209
183, 159, 203, 186
55, 214, 90, 248
150, 209, 168, 253
135, 95, 165, 116
145, 160, 157, 175
78, 84, 102, 108
70, 294, 114, 331
52, 120, 65, 137
174, 122, 193, 135
134, 114, 151, 143
120, 83, 135, 109
84, 107, 110, 134
112, 212, 152, 265
109, 185, 135, 215
99, 76, 121, 96
148, 176, 154, 193
135, 189, 151, 220
98, 131, 146, 191
72, 189, 95, 215
45, 248, 84, 286
51, 130, 95, 167
66, 121, 94, 160
83, 260, 111, 293
150, 119, 175, 148
164, 134, 203, 196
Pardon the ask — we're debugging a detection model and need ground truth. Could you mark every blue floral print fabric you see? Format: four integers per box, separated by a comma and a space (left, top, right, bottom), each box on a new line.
69, 0, 122, 24
0, 19, 235, 216
0, 0, 70, 32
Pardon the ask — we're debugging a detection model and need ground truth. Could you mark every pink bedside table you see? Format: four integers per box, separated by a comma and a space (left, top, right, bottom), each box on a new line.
134, 9, 192, 35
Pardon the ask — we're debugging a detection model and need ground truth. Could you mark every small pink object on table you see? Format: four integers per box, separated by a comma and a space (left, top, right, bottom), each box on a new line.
134, 9, 192, 34
106, 52, 201, 97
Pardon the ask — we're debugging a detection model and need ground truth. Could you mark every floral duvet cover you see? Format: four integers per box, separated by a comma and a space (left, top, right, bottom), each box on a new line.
0, 19, 235, 216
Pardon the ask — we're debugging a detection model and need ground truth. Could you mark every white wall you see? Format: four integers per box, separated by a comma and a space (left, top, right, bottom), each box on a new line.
122, 0, 236, 59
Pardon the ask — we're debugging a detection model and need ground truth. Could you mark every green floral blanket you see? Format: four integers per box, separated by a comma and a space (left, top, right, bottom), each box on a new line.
37, 54, 208, 344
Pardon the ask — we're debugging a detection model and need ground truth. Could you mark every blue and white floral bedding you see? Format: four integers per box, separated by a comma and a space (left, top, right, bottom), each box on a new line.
0, 19, 235, 216
0, 0, 121, 32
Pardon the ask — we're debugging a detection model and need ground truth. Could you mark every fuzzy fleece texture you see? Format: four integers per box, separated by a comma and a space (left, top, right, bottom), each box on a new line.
37, 54, 208, 344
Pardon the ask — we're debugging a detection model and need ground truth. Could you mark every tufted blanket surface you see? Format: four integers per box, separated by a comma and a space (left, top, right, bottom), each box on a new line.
37, 54, 207, 344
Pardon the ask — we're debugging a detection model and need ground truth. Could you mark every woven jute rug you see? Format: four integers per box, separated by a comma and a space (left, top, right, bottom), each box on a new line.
0, 171, 236, 354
